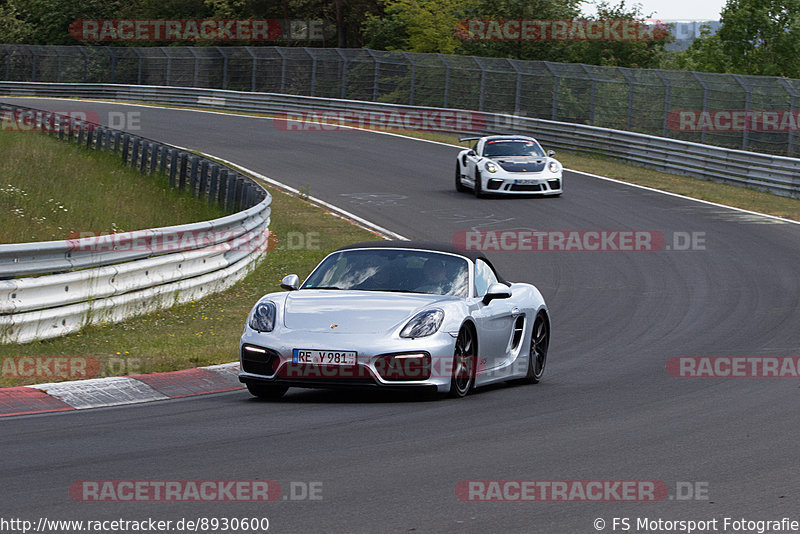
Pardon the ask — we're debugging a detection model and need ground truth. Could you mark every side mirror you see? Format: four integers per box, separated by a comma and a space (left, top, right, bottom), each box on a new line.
547, 150, 556, 157
482, 282, 512, 305
280, 274, 300, 291
467, 149, 477, 157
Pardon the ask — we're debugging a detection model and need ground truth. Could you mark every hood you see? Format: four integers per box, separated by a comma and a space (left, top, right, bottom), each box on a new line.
491, 156, 547, 173
282, 290, 451, 334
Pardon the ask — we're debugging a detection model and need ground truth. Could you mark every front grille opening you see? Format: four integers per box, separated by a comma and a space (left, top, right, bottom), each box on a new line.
375, 353, 432, 381
487, 179, 504, 190
241, 345, 280, 376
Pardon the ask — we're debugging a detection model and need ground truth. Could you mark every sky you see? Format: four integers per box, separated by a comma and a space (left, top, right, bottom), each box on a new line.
583, 0, 727, 21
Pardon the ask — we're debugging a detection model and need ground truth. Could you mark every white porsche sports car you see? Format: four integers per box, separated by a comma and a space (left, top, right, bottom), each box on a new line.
456, 135, 563, 197
239, 241, 551, 400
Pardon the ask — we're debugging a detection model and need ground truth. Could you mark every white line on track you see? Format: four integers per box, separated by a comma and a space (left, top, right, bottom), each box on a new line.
7, 96, 798, 226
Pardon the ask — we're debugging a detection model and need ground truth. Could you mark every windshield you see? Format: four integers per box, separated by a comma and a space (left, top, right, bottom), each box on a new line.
482, 139, 545, 157
302, 249, 470, 297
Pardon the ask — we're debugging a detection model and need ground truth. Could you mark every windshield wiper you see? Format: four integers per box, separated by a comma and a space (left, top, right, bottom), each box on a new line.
309, 285, 342, 290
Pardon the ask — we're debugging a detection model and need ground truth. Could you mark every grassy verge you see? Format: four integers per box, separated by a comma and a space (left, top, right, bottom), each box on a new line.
0, 132, 227, 244
0, 184, 379, 387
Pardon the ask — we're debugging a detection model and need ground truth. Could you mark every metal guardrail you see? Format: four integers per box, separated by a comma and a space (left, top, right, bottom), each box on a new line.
3, 45, 800, 158
2, 82, 798, 198
0, 102, 271, 344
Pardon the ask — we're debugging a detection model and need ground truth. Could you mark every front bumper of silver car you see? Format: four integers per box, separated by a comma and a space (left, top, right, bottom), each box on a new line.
238, 329, 459, 393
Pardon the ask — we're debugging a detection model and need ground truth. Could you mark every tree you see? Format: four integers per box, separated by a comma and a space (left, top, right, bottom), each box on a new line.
673, 0, 800, 76
567, 0, 671, 68
363, 0, 478, 53
0, 0, 34, 43
667, 23, 732, 73
7, 0, 128, 45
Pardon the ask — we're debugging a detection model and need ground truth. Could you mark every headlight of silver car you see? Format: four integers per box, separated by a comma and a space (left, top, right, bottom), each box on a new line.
249, 301, 276, 332
548, 161, 560, 173
485, 162, 498, 173
400, 309, 444, 338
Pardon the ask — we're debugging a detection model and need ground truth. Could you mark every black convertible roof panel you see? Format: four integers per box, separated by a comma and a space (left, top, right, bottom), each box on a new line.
335, 241, 508, 284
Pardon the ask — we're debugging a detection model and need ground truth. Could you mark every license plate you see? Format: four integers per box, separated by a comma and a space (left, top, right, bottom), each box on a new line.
292, 349, 357, 365
514, 179, 537, 185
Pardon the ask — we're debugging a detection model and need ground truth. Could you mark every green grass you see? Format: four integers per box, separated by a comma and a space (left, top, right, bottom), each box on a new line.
0, 132, 228, 244
554, 151, 800, 221
0, 185, 379, 387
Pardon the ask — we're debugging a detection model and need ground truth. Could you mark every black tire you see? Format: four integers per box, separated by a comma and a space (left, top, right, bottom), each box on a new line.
455, 163, 467, 192
473, 171, 485, 198
246, 382, 288, 400
523, 312, 549, 384
449, 325, 477, 398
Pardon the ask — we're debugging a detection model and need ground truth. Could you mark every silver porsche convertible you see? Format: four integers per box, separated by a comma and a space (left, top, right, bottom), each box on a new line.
239, 241, 550, 400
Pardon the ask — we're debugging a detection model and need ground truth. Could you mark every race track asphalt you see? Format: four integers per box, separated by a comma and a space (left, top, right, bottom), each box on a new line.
2, 98, 799, 533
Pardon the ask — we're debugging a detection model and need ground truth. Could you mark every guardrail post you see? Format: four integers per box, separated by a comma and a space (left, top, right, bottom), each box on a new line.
225, 174, 238, 211
208, 165, 220, 205
149, 143, 159, 174
130, 137, 140, 168
85, 126, 93, 148
42, 112, 53, 135
199, 160, 209, 198
218, 169, 230, 206
113, 132, 122, 153
159, 146, 169, 174
188, 156, 200, 195
122, 135, 131, 165
244, 182, 255, 207
76, 122, 85, 146
94, 127, 104, 150
168, 149, 179, 187
178, 152, 189, 190
139, 141, 149, 174
233, 176, 245, 211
